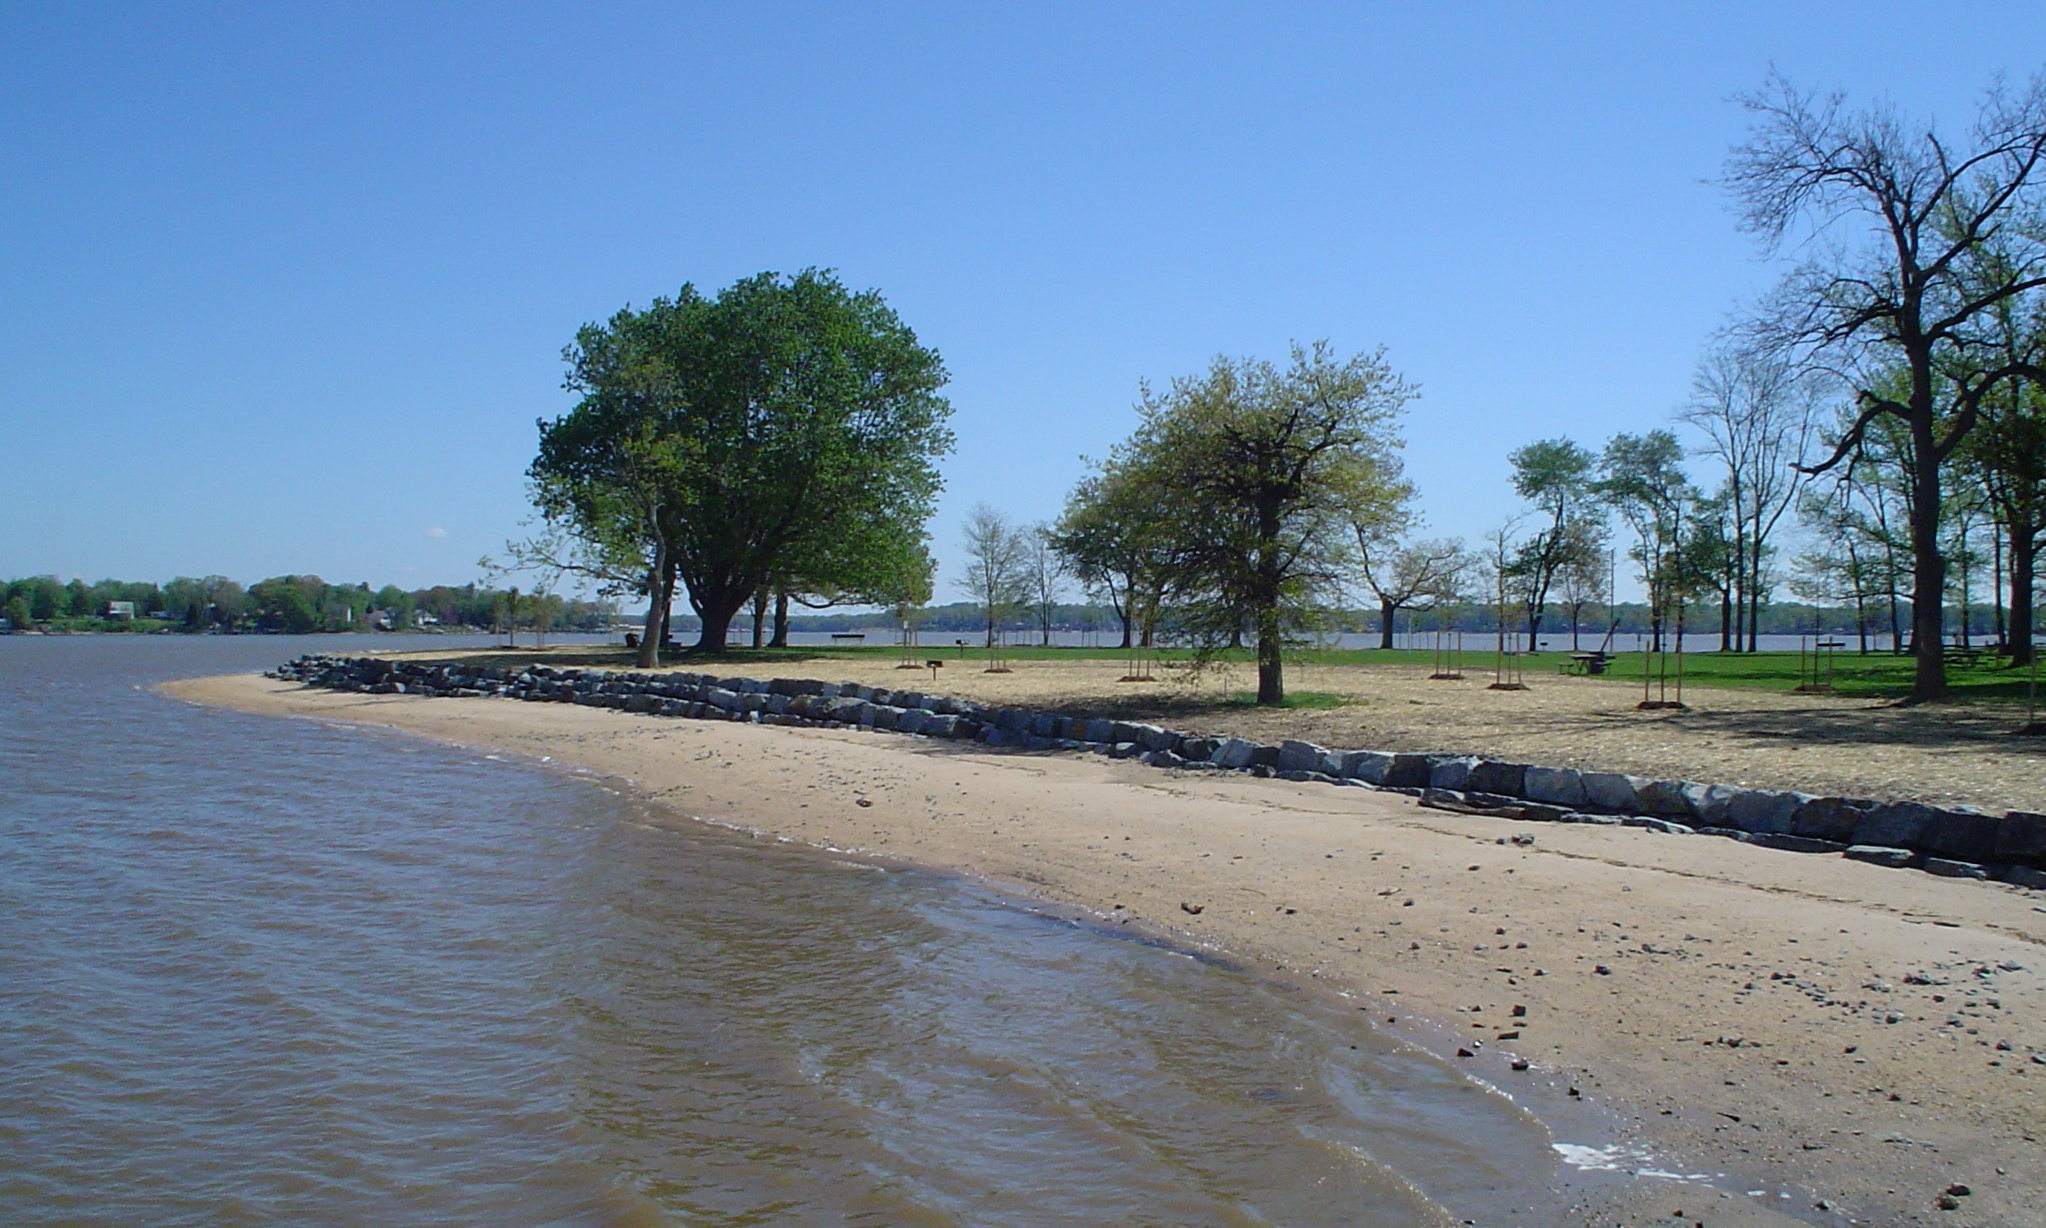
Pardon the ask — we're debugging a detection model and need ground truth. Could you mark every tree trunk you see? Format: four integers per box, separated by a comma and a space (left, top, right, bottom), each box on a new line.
1720, 590, 1733, 652
1906, 394, 1949, 699
693, 592, 743, 655
1256, 606, 1284, 705
1117, 608, 1133, 650
1379, 600, 1397, 651
636, 547, 667, 670
769, 589, 790, 648
1992, 522, 2007, 652
2012, 519, 2037, 667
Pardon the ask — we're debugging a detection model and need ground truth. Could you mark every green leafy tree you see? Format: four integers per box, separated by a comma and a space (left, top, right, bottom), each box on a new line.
531, 270, 953, 659
1117, 342, 1414, 705
1597, 431, 1694, 652
1502, 438, 1601, 646
1049, 466, 1176, 649
4, 595, 30, 630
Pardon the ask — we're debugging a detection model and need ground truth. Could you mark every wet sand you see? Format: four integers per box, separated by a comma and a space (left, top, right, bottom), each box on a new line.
172, 673, 2046, 1227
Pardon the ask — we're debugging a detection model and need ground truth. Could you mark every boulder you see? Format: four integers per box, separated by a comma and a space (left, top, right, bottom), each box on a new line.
1133, 724, 1180, 752
1428, 756, 1480, 791
1180, 737, 1220, 762
1210, 738, 1258, 769
924, 714, 962, 738
1747, 832, 1845, 854
1725, 789, 1811, 836
1920, 807, 2001, 864
1522, 766, 1587, 808
1994, 811, 2046, 866
1341, 750, 1394, 784
1685, 783, 1743, 826
1467, 760, 1528, 798
2005, 865, 2046, 890
1249, 744, 1282, 769
896, 709, 929, 734
1843, 845, 1916, 869
1277, 740, 1330, 774
702, 686, 741, 712
1924, 858, 1990, 880
1854, 801, 1942, 850
1579, 771, 1646, 813
1790, 797, 1869, 843
1082, 718, 1117, 744
1381, 753, 1434, 790
1623, 817, 1693, 834
1637, 780, 1699, 819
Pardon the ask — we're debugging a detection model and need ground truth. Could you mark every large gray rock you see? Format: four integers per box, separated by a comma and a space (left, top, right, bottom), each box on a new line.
1790, 797, 1869, 842
1579, 771, 1645, 813
1179, 737, 1220, 762
896, 708, 930, 734
1725, 789, 1810, 835
1854, 801, 1941, 849
1428, 756, 1480, 791
1341, 750, 1394, 784
1685, 783, 1742, 826
1920, 807, 2001, 864
1130, 724, 1179, 753
1382, 753, 1433, 789
1523, 766, 1587, 808
1211, 737, 1258, 769
1467, 760, 1528, 798
1843, 845, 1916, 869
1278, 740, 1329, 774
1637, 780, 1699, 819
1994, 811, 2046, 865
702, 686, 741, 712
2006, 865, 2046, 890
1082, 718, 1116, 744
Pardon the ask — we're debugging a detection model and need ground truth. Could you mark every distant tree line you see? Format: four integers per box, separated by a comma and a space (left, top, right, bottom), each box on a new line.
0, 574, 615, 635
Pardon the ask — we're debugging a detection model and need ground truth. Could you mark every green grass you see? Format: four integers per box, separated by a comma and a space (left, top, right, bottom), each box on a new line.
1221, 689, 1354, 709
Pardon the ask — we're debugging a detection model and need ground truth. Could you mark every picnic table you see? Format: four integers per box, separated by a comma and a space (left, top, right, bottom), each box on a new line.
1564, 652, 1610, 676
830, 632, 866, 643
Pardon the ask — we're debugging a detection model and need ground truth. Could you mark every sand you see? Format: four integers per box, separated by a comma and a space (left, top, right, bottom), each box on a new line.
170, 672, 2046, 1227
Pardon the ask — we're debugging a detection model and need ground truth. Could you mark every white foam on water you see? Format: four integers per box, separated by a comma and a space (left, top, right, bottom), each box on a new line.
1552, 1143, 1708, 1183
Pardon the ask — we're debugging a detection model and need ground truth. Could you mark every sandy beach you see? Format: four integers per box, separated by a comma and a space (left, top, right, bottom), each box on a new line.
171, 671, 2046, 1227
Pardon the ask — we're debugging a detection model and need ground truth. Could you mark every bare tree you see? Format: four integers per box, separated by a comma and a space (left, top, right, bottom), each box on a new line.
1727, 69, 2046, 698
960, 504, 1031, 648
1024, 524, 1064, 646
1356, 532, 1470, 649
1680, 343, 1822, 651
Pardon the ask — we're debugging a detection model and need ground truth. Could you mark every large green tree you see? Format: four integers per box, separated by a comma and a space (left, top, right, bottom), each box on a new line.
531, 270, 953, 659
1116, 342, 1413, 705
1503, 438, 1601, 646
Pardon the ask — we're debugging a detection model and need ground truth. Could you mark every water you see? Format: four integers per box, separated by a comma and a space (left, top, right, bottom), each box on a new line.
0, 636, 1575, 1226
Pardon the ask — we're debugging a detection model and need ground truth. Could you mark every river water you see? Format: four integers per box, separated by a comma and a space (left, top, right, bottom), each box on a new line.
1, 635, 1579, 1226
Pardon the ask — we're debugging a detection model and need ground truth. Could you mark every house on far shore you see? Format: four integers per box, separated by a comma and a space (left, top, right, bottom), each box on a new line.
105, 601, 136, 620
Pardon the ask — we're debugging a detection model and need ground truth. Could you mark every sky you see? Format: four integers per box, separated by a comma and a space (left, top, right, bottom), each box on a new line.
5, 3, 2044, 604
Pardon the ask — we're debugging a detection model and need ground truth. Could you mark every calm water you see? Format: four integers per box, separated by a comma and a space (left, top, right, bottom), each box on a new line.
0, 635, 1574, 1226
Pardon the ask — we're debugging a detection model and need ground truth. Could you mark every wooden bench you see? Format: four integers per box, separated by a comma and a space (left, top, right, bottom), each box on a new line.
830, 632, 866, 643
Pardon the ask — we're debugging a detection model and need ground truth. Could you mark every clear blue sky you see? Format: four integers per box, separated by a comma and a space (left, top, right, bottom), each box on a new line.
5, 3, 2041, 602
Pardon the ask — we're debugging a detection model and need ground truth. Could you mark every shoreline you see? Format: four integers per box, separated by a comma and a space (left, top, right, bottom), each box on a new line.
169, 672, 2046, 1227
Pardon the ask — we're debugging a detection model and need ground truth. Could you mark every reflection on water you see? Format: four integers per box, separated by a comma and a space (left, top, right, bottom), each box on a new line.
0, 637, 1564, 1226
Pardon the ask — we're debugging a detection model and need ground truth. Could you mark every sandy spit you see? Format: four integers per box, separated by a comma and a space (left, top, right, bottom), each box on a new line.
169, 673, 2046, 1228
